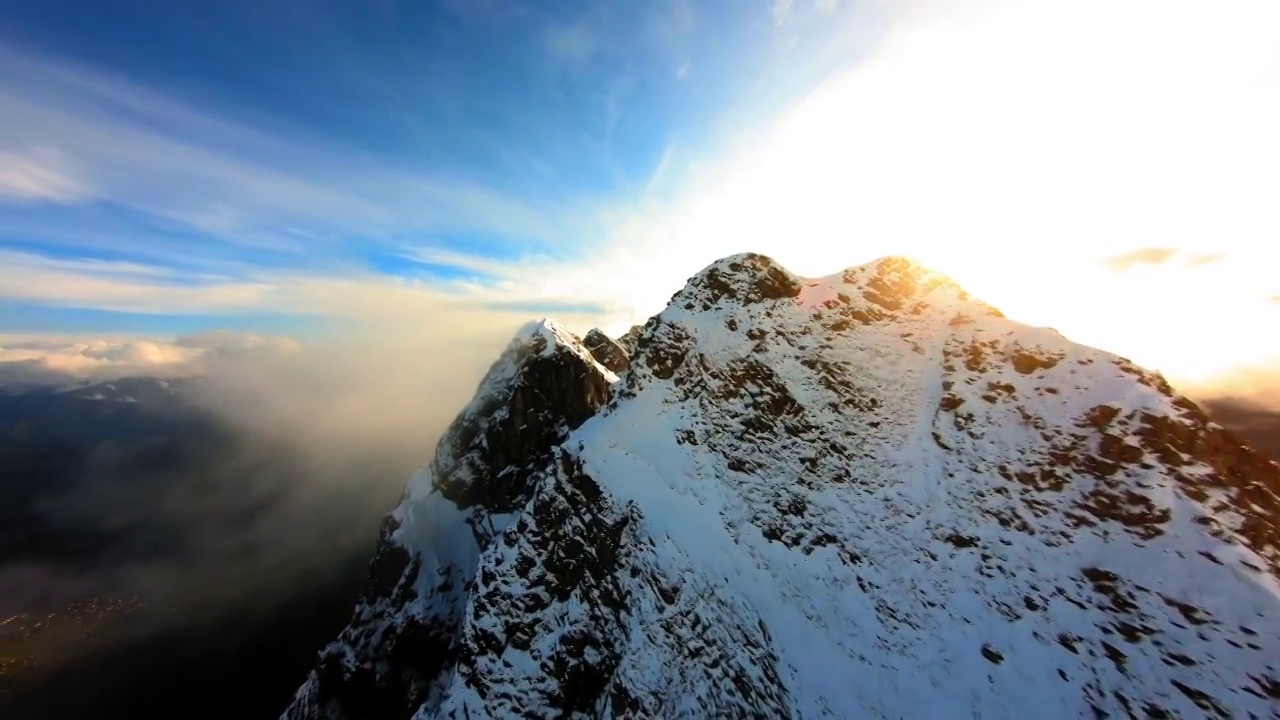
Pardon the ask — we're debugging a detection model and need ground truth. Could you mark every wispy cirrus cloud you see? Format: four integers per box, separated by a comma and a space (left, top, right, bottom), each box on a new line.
0, 147, 94, 203
402, 246, 552, 279
0, 41, 604, 257
1099, 247, 1179, 273
1100, 247, 1230, 273
0, 0, 863, 290
0, 247, 619, 334
0, 250, 190, 279
1184, 252, 1227, 268
0, 250, 275, 314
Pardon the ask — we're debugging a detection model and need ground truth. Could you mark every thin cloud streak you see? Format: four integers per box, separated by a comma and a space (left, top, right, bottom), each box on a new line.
1184, 252, 1227, 268
1100, 248, 1229, 274
0, 250, 189, 279
0, 147, 94, 203
0, 41, 605, 255
0, 249, 622, 339
1099, 247, 1179, 273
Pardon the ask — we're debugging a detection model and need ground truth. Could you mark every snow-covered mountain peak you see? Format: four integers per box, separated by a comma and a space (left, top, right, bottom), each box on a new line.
666, 252, 802, 313
512, 317, 584, 356
286, 254, 1280, 720
407, 316, 618, 514
666, 252, 990, 322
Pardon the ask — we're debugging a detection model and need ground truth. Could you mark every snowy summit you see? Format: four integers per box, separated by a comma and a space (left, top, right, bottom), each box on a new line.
285, 253, 1280, 719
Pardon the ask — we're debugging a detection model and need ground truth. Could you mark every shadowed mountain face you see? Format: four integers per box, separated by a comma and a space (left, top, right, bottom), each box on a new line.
0, 378, 416, 720
1200, 398, 1280, 464
287, 254, 1280, 720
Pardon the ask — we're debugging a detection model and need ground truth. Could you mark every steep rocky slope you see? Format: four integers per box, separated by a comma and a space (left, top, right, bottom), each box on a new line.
284, 254, 1280, 719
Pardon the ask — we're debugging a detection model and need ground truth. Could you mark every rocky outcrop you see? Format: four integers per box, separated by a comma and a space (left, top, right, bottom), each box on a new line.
286, 256, 1280, 720
283, 319, 617, 720
583, 329, 630, 375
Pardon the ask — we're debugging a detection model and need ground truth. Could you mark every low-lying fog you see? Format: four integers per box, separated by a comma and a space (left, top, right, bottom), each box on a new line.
0, 320, 517, 719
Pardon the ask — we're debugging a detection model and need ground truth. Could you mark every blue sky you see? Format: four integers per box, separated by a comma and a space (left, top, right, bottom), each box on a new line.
2, 0, 1278, 385
0, 0, 868, 335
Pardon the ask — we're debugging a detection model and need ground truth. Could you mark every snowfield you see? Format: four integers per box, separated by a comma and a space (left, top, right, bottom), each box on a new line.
285, 254, 1280, 720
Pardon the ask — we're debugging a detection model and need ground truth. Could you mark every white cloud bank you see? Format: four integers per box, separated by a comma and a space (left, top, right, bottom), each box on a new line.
0, 334, 303, 387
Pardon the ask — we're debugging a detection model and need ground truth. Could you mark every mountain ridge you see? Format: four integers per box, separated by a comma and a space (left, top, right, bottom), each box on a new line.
284, 253, 1280, 719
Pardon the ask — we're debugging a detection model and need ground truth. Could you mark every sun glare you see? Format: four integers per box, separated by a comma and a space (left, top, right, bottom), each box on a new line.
588, 0, 1280, 387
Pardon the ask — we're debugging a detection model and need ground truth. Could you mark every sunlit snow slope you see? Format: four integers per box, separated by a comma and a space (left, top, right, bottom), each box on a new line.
285, 254, 1280, 720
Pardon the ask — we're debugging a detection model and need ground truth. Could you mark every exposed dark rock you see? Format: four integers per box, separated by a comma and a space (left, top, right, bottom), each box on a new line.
675, 253, 801, 311
436, 333, 614, 514
362, 517, 416, 604
1012, 351, 1060, 375
945, 532, 979, 549
583, 328, 631, 375
635, 320, 692, 382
